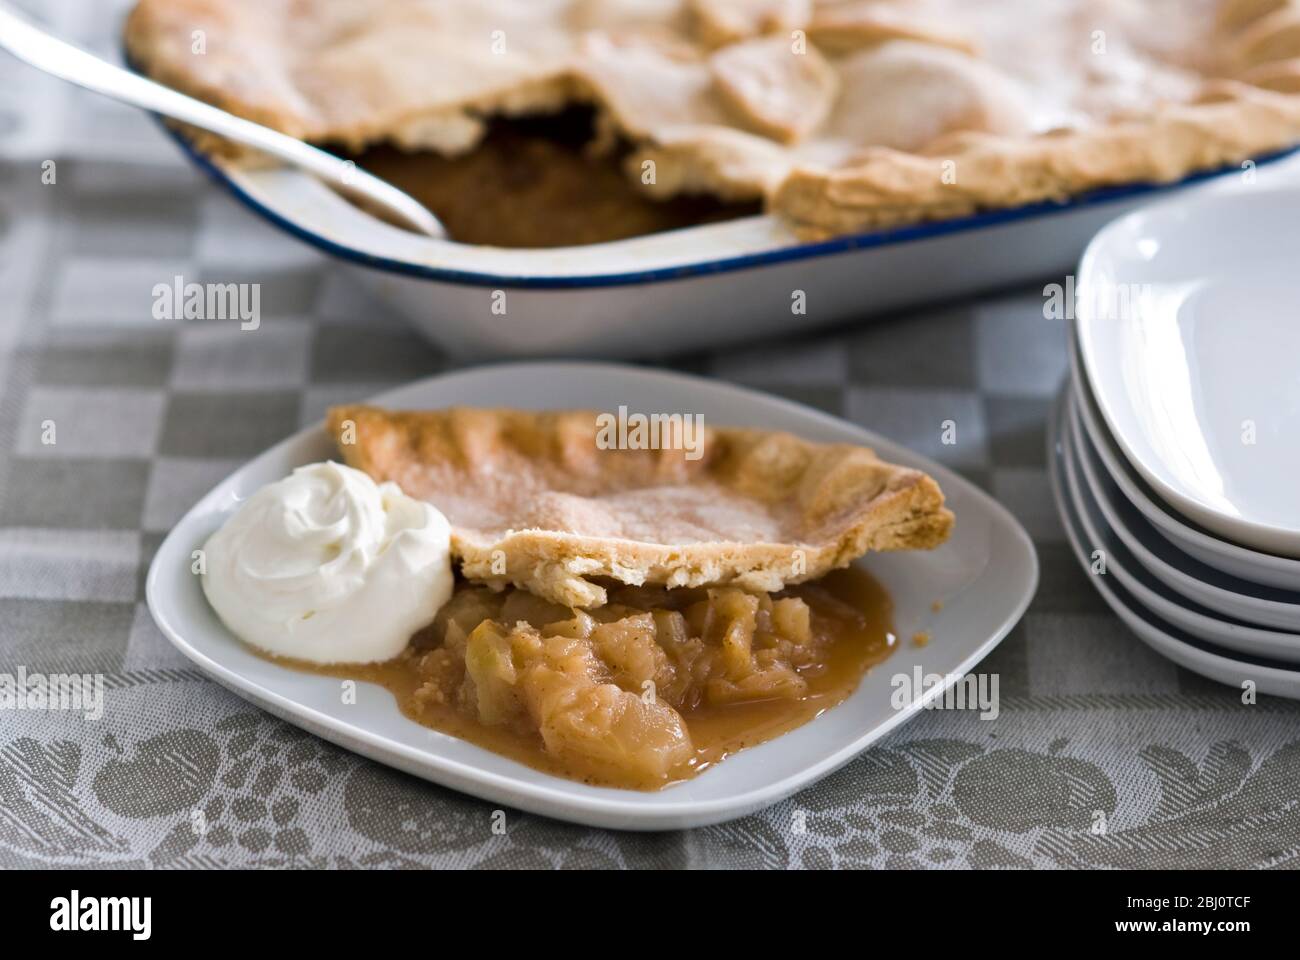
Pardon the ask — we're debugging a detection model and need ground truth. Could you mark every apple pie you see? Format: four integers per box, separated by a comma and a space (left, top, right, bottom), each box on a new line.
126, 0, 1300, 243
294, 404, 953, 788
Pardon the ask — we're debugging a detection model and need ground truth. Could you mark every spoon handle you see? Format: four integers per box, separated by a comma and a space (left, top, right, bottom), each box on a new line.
0, 3, 444, 237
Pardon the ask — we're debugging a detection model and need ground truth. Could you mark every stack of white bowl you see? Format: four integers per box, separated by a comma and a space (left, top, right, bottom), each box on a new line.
1049, 186, 1300, 698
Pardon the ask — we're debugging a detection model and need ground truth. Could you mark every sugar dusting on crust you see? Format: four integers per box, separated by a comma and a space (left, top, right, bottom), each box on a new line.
124, 0, 1300, 237
327, 405, 953, 608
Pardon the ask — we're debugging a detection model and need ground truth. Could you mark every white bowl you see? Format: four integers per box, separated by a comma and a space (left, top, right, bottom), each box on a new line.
1047, 385, 1300, 699
1062, 393, 1300, 663
1076, 185, 1300, 557
147, 361, 1037, 830
1065, 387, 1300, 631
1069, 339, 1300, 591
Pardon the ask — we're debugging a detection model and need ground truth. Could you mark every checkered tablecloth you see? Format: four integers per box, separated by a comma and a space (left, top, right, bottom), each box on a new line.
3, 0, 1300, 870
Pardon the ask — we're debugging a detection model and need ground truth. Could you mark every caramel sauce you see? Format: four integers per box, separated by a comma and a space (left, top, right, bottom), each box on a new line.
338, 109, 759, 248
278, 567, 897, 791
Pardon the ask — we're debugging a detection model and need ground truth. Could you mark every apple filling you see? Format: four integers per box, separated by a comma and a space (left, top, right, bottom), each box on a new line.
339, 108, 759, 247
309, 567, 896, 790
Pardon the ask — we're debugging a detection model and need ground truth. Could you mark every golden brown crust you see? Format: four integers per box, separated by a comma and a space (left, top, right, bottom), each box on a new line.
125, 0, 580, 155
689, 0, 812, 48
773, 0, 1300, 236
710, 35, 838, 144
125, 0, 1300, 239
125, 1, 312, 140
774, 81, 1300, 238
805, 1, 980, 57
1241, 56, 1300, 91
326, 405, 953, 608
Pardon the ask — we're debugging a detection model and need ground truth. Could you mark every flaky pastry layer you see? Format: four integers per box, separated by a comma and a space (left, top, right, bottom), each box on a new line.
327, 405, 953, 608
125, 0, 1300, 238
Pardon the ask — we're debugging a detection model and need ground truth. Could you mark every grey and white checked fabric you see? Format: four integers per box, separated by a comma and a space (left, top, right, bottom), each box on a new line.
2, 1, 1299, 870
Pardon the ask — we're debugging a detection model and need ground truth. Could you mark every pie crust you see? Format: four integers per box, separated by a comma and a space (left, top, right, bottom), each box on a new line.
326, 405, 953, 608
125, 0, 1300, 239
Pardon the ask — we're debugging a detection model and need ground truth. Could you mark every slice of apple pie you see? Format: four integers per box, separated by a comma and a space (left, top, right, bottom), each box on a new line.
327, 405, 953, 608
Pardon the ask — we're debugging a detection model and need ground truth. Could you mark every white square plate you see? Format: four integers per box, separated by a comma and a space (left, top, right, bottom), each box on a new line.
146, 362, 1037, 830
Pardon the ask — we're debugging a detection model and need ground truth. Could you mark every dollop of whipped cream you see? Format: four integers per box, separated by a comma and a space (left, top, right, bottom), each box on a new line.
202, 461, 453, 664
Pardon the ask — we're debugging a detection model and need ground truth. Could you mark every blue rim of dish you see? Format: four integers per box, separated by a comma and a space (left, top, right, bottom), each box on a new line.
160, 112, 1300, 290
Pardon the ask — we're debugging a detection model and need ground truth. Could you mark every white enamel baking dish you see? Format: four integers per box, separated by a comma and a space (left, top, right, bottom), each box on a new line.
169, 128, 1300, 360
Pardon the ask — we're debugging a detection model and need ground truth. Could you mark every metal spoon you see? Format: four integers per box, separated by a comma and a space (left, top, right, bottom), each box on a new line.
0, 2, 446, 238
